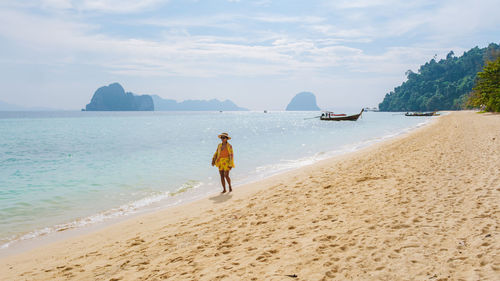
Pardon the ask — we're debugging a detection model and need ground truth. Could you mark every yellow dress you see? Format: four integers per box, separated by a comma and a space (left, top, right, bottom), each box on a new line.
213, 143, 235, 171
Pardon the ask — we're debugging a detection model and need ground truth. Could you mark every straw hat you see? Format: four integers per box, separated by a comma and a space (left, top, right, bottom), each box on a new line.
218, 132, 231, 140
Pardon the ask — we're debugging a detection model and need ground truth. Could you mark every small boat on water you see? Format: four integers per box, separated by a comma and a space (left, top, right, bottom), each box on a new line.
322, 112, 346, 117
320, 109, 364, 121
405, 111, 439, 117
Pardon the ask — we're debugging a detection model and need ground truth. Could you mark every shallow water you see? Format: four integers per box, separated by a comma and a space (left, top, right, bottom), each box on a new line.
0, 110, 431, 248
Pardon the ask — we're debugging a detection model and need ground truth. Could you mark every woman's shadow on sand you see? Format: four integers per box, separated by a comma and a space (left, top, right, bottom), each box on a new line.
209, 193, 233, 204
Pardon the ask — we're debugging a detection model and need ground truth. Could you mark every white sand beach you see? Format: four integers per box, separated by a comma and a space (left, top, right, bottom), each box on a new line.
1, 111, 499, 280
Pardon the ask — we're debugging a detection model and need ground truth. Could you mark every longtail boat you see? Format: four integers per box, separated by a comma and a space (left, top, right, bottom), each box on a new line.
322, 112, 346, 117
320, 109, 364, 121
405, 111, 439, 116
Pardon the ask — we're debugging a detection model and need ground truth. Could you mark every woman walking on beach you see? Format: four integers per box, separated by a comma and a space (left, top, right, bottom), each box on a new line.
212, 133, 234, 193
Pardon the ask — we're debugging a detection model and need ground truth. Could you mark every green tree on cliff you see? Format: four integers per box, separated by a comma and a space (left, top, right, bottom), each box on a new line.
379, 43, 500, 111
466, 56, 500, 112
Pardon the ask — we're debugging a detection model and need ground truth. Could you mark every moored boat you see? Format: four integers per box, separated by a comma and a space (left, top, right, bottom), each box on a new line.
320, 109, 364, 121
322, 111, 346, 117
405, 111, 439, 116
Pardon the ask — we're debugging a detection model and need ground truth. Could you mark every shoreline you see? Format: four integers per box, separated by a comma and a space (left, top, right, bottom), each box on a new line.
0, 115, 435, 258
1, 111, 498, 280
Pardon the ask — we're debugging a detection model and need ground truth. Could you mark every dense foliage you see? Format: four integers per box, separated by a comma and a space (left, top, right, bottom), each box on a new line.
379, 43, 500, 112
466, 56, 500, 112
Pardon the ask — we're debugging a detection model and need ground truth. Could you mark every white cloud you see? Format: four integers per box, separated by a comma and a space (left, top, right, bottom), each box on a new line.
76, 0, 168, 13
2, 0, 170, 13
0, 9, 293, 77
249, 14, 324, 24
251, 0, 272, 7
132, 14, 325, 35
424, 0, 500, 42
328, 0, 434, 10
1, 5, 478, 81
40, 0, 73, 10
1, 0, 499, 109
331, 0, 395, 9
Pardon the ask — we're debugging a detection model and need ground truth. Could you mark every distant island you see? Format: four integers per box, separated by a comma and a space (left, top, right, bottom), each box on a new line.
0, 100, 31, 111
379, 43, 500, 112
84, 83, 247, 111
151, 95, 248, 111
286, 92, 321, 111
85, 83, 154, 111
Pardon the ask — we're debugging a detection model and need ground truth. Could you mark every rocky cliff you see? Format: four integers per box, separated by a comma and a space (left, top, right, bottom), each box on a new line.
151, 95, 248, 111
285, 92, 320, 111
85, 83, 154, 111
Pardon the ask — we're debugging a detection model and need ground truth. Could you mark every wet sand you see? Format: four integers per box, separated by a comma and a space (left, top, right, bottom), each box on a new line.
1, 111, 499, 280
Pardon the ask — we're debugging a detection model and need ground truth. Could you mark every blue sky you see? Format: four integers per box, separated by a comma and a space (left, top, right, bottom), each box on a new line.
0, 0, 499, 110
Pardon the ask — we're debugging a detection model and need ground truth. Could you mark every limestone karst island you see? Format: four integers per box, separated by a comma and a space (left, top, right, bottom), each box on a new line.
84, 83, 248, 111
285, 92, 321, 111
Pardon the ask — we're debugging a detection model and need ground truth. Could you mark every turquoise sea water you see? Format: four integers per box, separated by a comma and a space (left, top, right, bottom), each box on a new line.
0, 110, 433, 249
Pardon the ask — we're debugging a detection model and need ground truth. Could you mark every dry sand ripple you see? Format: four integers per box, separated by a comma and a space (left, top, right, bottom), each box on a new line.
1, 111, 499, 280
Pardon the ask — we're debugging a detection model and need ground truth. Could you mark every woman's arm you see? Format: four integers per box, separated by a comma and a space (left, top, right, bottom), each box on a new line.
228, 144, 234, 167
212, 144, 220, 166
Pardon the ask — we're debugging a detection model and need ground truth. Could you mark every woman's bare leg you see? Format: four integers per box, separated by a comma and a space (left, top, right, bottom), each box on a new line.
219, 170, 226, 193
224, 170, 232, 192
